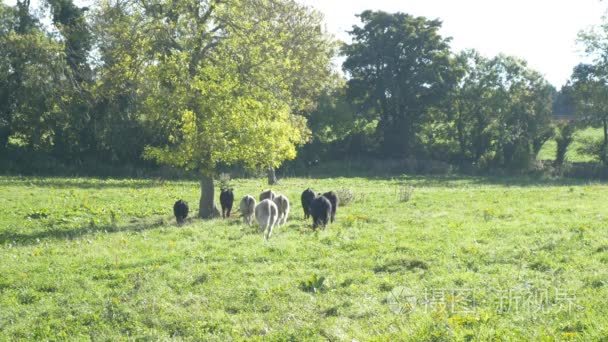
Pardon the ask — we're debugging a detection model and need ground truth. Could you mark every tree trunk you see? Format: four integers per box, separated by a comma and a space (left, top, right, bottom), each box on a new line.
0, 126, 10, 152
267, 167, 277, 185
555, 123, 574, 167
199, 174, 215, 219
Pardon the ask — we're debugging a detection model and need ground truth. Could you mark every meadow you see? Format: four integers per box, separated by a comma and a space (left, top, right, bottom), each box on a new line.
1, 175, 608, 340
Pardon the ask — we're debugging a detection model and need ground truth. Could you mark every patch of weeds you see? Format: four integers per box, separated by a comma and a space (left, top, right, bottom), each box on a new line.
570, 225, 589, 239
585, 276, 606, 289
192, 274, 209, 285
560, 321, 586, 333
465, 260, 479, 272
18, 289, 40, 304
322, 306, 339, 317
596, 245, 608, 253
448, 314, 481, 328
343, 214, 379, 228
482, 208, 496, 222
25, 209, 49, 220
37, 284, 58, 293
340, 278, 355, 288
374, 258, 429, 273
225, 307, 239, 315
110, 210, 118, 229
397, 185, 415, 202
378, 282, 393, 292
529, 259, 553, 272
299, 274, 327, 293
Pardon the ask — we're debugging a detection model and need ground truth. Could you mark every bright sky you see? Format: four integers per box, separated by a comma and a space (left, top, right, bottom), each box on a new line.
299, 0, 607, 88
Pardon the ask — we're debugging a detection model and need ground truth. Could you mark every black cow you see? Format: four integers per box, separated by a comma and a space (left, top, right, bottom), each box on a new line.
310, 195, 332, 230
301, 188, 315, 219
219, 188, 234, 218
322, 191, 339, 223
173, 199, 189, 224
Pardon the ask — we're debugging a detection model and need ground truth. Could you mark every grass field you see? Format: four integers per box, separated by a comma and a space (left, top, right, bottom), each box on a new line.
1, 175, 608, 340
538, 127, 602, 163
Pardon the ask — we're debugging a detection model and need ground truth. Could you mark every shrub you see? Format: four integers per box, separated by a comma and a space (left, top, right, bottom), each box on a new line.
335, 188, 355, 206
398, 185, 414, 202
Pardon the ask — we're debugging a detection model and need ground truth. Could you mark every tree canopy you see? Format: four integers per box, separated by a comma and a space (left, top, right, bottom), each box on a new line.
342, 11, 455, 157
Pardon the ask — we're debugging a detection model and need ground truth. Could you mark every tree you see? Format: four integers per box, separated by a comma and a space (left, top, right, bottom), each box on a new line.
0, 1, 65, 152
552, 85, 577, 166
96, 0, 335, 218
554, 121, 576, 166
342, 11, 455, 157
46, 0, 95, 159
572, 15, 608, 164
488, 55, 554, 168
449, 50, 496, 163
449, 51, 554, 168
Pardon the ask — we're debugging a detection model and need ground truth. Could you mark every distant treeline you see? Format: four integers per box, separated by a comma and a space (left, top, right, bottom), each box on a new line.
2, 1, 608, 177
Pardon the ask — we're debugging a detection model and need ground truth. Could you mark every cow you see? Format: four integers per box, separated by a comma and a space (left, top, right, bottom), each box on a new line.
301, 188, 315, 219
273, 194, 290, 226
173, 199, 189, 225
255, 199, 278, 240
219, 188, 234, 218
259, 189, 276, 201
310, 195, 332, 230
239, 195, 256, 226
322, 191, 339, 223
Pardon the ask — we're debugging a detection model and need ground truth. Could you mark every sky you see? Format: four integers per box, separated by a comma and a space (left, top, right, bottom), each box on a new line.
298, 0, 607, 88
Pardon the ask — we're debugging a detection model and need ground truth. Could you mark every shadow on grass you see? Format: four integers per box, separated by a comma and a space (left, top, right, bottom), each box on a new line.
0, 216, 181, 246
0, 176, 190, 189
1, 172, 606, 191
395, 174, 602, 188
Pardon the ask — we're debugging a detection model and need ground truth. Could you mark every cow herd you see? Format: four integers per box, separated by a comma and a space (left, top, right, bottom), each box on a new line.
172, 188, 340, 240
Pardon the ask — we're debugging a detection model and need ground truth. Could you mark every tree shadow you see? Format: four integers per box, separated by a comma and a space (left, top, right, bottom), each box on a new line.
0, 176, 184, 189
396, 174, 603, 188
0, 216, 180, 246
288, 172, 604, 187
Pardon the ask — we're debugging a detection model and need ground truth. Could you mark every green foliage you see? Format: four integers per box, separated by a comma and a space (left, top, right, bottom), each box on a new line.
0, 2, 66, 151
450, 50, 555, 168
570, 19, 608, 164
88, 0, 333, 176
342, 11, 455, 157
568, 63, 608, 164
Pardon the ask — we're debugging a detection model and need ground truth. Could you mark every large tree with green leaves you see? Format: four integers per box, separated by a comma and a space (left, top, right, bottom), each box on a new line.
449, 51, 554, 168
342, 10, 455, 158
569, 63, 608, 163
569, 19, 608, 164
0, 1, 65, 152
93, 0, 335, 217
46, 0, 95, 158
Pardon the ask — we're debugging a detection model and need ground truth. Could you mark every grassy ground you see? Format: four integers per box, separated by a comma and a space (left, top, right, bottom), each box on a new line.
539, 127, 602, 163
1, 175, 607, 340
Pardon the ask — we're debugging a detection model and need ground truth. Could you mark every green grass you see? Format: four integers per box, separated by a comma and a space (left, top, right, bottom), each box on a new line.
1, 175, 608, 340
539, 127, 602, 163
